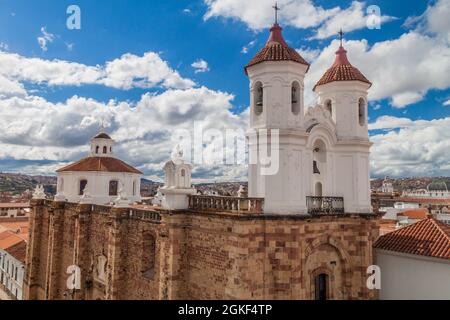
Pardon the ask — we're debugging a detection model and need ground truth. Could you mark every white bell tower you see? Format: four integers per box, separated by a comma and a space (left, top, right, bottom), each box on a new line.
313, 39, 372, 214
245, 22, 310, 214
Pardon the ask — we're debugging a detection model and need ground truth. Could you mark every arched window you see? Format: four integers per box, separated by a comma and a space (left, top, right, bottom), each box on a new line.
314, 273, 329, 300
358, 98, 366, 126
110, 146, 112, 153
181, 169, 185, 177
325, 99, 332, 117
103, 146, 107, 154
315, 182, 323, 197
141, 233, 156, 279
95, 146, 99, 154
254, 82, 263, 115
109, 180, 118, 196
132, 180, 137, 196
79, 179, 88, 196
291, 81, 300, 115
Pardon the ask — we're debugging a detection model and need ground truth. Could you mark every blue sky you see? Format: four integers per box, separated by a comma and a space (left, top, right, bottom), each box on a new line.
0, 0, 448, 180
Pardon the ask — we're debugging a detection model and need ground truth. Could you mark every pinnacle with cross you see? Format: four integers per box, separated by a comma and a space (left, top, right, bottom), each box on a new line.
338, 29, 344, 47
99, 120, 106, 133
272, 2, 280, 25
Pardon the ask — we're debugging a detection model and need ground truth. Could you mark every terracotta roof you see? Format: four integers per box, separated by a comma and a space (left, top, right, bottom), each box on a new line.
313, 46, 371, 91
0, 221, 29, 236
398, 197, 450, 205
0, 232, 27, 262
0, 202, 30, 208
0, 230, 26, 249
399, 208, 429, 220
56, 156, 142, 174
245, 23, 309, 74
374, 217, 450, 260
93, 132, 112, 139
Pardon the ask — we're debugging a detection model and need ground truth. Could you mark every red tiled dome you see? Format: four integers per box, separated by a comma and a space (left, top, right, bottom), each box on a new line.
313, 46, 371, 91
93, 132, 112, 140
56, 157, 142, 174
245, 24, 309, 74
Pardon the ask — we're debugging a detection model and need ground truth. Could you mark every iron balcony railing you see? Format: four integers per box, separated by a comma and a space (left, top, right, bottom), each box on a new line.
306, 196, 344, 215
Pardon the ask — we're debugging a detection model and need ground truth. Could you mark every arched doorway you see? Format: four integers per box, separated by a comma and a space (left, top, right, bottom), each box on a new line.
315, 182, 323, 197
314, 273, 329, 300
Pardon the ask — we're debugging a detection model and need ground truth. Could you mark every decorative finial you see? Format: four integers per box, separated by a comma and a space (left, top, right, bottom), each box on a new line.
171, 144, 184, 165
100, 120, 106, 133
338, 28, 344, 47
272, 2, 280, 25
32, 184, 46, 200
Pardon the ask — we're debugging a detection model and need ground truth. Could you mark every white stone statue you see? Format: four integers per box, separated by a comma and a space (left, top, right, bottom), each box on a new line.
32, 184, 46, 200
114, 181, 131, 207
79, 183, 93, 204
171, 144, 184, 165
152, 187, 164, 206
237, 185, 248, 198
95, 255, 107, 283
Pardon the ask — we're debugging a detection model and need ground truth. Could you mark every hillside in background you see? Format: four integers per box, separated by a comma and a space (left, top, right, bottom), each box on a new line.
1, 173, 449, 198
0, 173, 57, 194
370, 177, 450, 192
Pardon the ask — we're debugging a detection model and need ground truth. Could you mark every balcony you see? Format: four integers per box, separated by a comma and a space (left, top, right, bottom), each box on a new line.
189, 195, 264, 215
306, 196, 344, 215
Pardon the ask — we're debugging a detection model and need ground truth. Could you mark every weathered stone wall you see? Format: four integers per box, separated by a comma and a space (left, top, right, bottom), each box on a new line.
24, 201, 379, 300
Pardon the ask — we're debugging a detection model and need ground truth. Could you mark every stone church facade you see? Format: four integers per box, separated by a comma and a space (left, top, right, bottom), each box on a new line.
25, 199, 378, 300
24, 21, 379, 300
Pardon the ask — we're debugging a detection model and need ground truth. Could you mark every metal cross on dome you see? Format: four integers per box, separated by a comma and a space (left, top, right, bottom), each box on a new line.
338, 29, 344, 47
272, 2, 280, 24
100, 120, 106, 132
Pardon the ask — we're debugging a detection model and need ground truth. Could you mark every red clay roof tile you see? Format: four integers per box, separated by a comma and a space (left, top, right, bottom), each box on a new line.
374, 217, 450, 260
245, 24, 309, 74
56, 157, 142, 174
314, 46, 371, 90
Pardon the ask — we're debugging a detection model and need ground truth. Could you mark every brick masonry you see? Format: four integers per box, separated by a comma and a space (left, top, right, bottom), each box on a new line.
24, 199, 379, 300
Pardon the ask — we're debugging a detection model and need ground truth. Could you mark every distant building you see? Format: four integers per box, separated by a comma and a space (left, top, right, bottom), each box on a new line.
55, 131, 142, 205
374, 217, 450, 299
403, 180, 450, 199
380, 177, 394, 194
0, 203, 30, 218
0, 220, 28, 300
380, 208, 429, 235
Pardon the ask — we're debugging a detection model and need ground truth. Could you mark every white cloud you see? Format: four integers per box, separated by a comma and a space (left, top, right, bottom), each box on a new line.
368, 115, 415, 131
312, 1, 395, 40
204, 0, 394, 38
66, 43, 74, 51
443, 99, 450, 106
369, 116, 450, 177
0, 74, 27, 97
191, 59, 210, 73
241, 40, 257, 54
372, 104, 381, 110
0, 51, 194, 92
0, 87, 247, 181
405, 0, 450, 42
303, 32, 450, 108
103, 52, 195, 89
296, 47, 320, 62
37, 27, 55, 51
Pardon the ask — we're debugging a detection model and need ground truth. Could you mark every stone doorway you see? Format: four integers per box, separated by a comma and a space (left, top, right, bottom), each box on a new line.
314, 273, 328, 300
